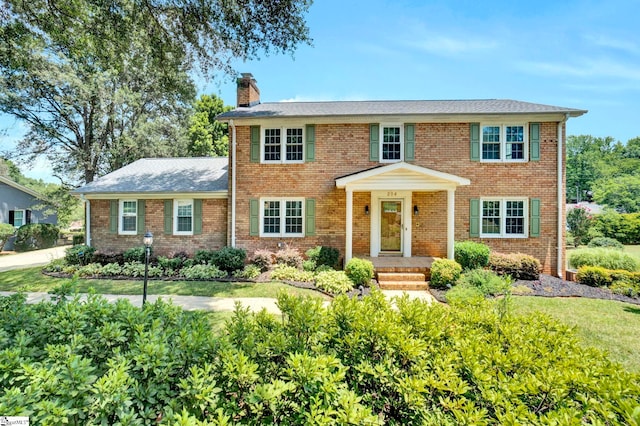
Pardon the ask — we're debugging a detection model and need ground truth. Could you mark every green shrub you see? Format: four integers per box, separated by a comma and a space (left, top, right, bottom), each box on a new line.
251, 249, 274, 271
211, 246, 247, 272
610, 281, 640, 297
591, 210, 640, 244
587, 236, 624, 250
576, 266, 612, 287
232, 264, 261, 280
344, 257, 374, 287
315, 270, 354, 294
194, 249, 216, 264
445, 284, 486, 306
180, 264, 227, 280
488, 252, 541, 280
13, 223, 59, 251
568, 247, 639, 271
429, 258, 462, 289
123, 246, 148, 263
270, 264, 315, 282
64, 244, 95, 266
100, 262, 123, 276
458, 268, 510, 296
72, 233, 84, 245
305, 246, 340, 269
274, 246, 303, 268
76, 262, 103, 277
92, 251, 124, 265
567, 206, 592, 246
302, 259, 316, 271
0, 223, 15, 250
454, 241, 491, 270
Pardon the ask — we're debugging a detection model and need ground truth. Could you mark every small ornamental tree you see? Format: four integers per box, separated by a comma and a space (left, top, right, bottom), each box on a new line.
567, 206, 592, 247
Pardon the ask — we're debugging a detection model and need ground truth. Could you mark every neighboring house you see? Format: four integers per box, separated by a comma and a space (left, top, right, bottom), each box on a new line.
0, 175, 58, 250
74, 73, 587, 278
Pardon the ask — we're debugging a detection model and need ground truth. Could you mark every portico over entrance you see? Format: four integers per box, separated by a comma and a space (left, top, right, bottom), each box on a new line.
335, 162, 470, 263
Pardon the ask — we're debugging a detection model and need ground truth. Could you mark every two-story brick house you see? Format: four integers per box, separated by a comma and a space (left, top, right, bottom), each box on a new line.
74, 73, 586, 278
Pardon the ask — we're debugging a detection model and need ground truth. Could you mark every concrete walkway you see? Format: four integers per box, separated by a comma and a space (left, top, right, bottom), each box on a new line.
0, 246, 69, 272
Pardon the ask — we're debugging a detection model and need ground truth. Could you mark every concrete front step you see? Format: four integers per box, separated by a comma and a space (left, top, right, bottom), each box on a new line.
378, 281, 430, 290
377, 272, 426, 282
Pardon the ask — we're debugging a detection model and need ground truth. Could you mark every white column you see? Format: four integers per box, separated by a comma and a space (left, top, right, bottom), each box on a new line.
345, 189, 353, 263
447, 189, 455, 259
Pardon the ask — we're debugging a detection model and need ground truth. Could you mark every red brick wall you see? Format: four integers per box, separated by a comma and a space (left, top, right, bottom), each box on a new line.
231, 121, 565, 275
89, 198, 228, 256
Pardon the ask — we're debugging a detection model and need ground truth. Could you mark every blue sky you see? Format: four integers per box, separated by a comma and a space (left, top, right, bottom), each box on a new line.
2, 0, 639, 182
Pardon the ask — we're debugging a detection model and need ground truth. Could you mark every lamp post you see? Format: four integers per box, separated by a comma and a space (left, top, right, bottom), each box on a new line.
142, 231, 153, 306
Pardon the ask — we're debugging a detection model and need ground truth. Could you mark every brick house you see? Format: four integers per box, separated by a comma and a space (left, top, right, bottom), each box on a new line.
74, 73, 586, 278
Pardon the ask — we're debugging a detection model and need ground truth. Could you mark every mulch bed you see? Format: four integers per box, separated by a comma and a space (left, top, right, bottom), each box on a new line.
430, 274, 640, 305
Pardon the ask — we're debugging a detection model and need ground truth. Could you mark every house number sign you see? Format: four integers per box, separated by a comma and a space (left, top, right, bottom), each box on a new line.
386, 192, 397, 197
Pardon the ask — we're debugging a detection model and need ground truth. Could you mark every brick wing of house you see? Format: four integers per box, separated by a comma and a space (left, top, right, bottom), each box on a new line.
74, 73, 587, 278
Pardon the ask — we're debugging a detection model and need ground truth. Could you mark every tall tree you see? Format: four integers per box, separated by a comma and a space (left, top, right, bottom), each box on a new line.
0, 0, 312, 184
188, 94, 232, 157
565, 135, 616, 202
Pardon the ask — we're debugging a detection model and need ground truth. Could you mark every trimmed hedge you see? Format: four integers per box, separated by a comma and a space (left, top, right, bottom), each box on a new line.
344, 257, 374, 287
13, 223, 59, 252
488, 252, 541, 280
454, 240, 491, 270
0, 223, 15, 250
568, 247, 639, 272
587, 236, 623, 250
429, 258, 462, 289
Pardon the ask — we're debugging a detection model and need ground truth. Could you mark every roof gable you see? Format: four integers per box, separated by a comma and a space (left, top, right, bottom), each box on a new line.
0, 175, 47, 199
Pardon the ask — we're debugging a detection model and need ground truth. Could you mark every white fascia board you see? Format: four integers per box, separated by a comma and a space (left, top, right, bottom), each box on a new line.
78, 191, 228, 200
336, 162, 470, 188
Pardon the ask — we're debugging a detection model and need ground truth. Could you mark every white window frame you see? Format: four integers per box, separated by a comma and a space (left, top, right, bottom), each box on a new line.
13, 209, 26, 228
118, 200, 137, 235
173, 199, 194, 236
261, 126, 305, 164
480, 123, 528, 163
380, 123, 404, 163
259, 197, 305, 237
480, 197, 528, 238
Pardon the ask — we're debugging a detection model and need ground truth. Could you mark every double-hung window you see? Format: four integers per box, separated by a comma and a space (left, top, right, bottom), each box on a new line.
380, 124, 403, 162
263, 127, 304, 163
119, 200, 138, 235
174, 199, 194, 235
481, 124, 526, 162
481, 198, 527, 238
261, 198, 304, 237
13, 209, 25, 228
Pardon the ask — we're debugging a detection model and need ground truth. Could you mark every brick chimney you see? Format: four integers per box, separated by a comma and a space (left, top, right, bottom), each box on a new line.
236, 73, 260, 107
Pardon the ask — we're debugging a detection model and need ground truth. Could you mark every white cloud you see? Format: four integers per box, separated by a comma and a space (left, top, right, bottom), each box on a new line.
408, 35, 499, 55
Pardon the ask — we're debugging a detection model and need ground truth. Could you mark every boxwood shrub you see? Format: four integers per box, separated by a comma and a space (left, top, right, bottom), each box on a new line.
587, 236, 624, 250
64, 244, 96, 266
305, 246, 340, 270
429, 258, 462, 289
454, 240, 491, 270
344, 257, 374, 287
211, 246, 247, 272
488, 252, 541, 280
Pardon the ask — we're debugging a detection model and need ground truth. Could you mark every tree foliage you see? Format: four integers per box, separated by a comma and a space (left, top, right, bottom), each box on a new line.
188, 94, 232, 157
0, 0, 312, 184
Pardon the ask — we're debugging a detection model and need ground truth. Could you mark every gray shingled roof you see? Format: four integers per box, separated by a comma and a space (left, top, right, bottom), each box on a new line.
217, 99, 587, 120
72, 157, 228, 194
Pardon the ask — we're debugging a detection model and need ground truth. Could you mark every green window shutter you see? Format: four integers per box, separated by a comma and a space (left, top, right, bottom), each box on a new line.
305, 124, 315, 162
249, 199, 259, 236
305, 198, 316, 236
369, 124, 379, 161
109, 200, 118, 234
194, 199, 203, 235
250, 125, 261, 163
137, 200, 145, 235
404, 123, 415, 161
470, 198, 480, 237
470, 123, 480, 161
529, 123, 540, 161
530, 198, 541, 237
164, 200, 173, 235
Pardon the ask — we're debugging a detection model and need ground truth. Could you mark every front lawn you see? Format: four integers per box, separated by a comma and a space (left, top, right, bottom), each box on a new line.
512, 296, 640, 373
0, 267, 325, 299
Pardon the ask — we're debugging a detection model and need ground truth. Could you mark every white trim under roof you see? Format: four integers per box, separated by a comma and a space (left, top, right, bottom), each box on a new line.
77, 191, 228, 200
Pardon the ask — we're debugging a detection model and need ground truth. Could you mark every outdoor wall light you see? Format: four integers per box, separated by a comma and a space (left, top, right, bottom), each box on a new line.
413, 205, 419, 216
364, 205, 369, 215
142, 230, 153, 306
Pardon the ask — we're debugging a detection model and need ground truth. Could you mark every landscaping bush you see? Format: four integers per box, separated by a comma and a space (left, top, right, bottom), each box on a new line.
64, 244, 96, 266
274, 246, 303, 268
233, 264, 261, 280
72, 233, 84, 245
591, 210, 640, 245
179, 264, 226, 280
458, 268, 510, 296
251, 248, 274, 272
567, 206, 592, 246
488, 252, 541, 280
587, 236, 624, 250
568, 247, 639, 271
123, 246, 148, 263
194, 249, 216, 264
76, 262, 104, 277
92, 251, 124, 265
211, 246, 247, 272
100, 262, 123, 276
270, 264, 315, 282
344, 257, 374, 287
445, 284, 486, 306
576, 266, 612, 287
42, 258, 66, 273
302, 259, 316, 271
0, 223, 15, 250
13, 223, 59, 252
454, 240, 490, 270
429, 258, 462, 289
315, 270, 354, 294
305, 245, 340, 269
610, 281, 640, 298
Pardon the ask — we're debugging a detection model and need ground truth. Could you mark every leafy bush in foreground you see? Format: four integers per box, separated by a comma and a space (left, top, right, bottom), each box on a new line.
569, 247, 639, 271
0, 292, 638, 424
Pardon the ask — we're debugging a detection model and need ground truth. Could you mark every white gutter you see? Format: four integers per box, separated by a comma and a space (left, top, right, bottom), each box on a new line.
557, 114, 569, 278
80, 194, 91, 247
230, 119, 237, 247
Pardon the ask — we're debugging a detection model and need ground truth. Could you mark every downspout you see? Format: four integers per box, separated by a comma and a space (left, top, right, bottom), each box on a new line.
80, 194, 91, 247
557, 114, 569, 278
230, 119, 237, 247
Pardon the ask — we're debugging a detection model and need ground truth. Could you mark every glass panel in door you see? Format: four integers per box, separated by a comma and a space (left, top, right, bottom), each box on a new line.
380, 201, 402, 252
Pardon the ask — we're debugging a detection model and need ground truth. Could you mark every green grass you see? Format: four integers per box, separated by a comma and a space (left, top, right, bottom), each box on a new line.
512, 296, 640, 373
0, 267, 326, 299
624, 244, 640, 260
